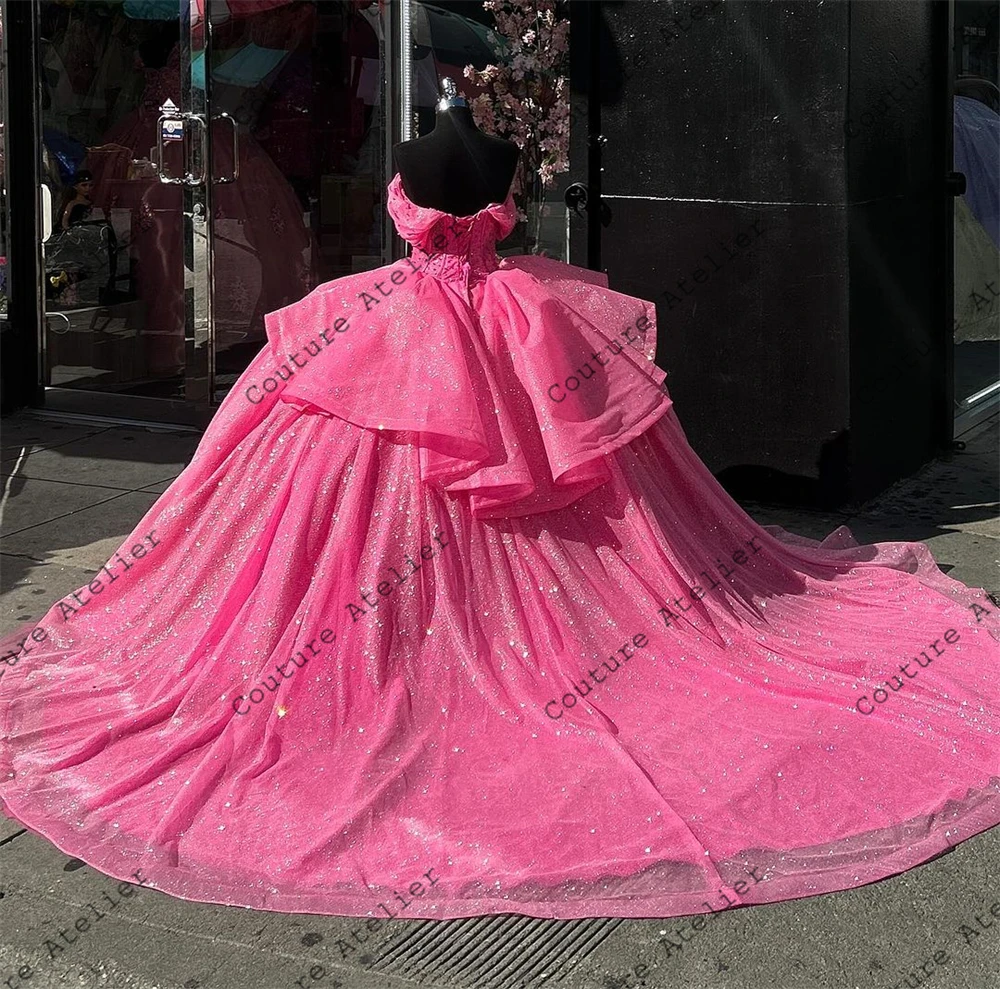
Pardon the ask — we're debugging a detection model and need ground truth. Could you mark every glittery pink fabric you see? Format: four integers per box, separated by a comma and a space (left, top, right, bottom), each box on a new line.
269, 173, 671, 519
1, 174, 998, 921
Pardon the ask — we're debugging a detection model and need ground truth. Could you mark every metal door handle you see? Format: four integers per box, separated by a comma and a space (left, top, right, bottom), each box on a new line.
564, 182, 612, 226
185, 113, 207, 185
45, 311, 72, 334
212, 113, 239, 184
156, 110, 186, 185
156, 111, 207, 186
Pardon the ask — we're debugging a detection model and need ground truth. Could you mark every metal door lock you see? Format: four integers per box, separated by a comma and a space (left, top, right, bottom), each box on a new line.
565, 182, 589, 217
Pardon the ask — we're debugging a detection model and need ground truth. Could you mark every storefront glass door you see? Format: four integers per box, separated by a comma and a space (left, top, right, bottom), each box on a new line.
203, 0, 390, 401
38, 0, 193, 413
36, 0, 392, 423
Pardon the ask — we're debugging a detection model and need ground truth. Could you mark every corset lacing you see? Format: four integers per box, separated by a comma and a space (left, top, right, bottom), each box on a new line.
409, 215, 502, 302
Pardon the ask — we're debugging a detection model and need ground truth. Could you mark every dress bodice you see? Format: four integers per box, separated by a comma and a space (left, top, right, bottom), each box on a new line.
264, 172, 668, 519
385, 172, 518, 294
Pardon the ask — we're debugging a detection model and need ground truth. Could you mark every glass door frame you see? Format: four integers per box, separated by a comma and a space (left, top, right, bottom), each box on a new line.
0, 0, 45, 417
29, 0, 214, 427
185, 0, 212, 411
10, 0, 407, 426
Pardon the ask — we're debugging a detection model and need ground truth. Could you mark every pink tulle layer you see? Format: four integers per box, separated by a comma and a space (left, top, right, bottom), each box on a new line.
1, 342, 997, 918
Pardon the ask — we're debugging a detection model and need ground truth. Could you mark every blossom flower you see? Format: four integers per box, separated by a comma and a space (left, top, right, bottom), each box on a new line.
464, 0, 570, 244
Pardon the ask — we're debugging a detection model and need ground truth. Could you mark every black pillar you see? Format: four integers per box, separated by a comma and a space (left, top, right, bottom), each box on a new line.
1, 0, 44, 416
575, 0, 954, 508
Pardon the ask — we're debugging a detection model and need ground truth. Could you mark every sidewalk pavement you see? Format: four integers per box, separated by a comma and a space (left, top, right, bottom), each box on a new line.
1, 409, 997, 989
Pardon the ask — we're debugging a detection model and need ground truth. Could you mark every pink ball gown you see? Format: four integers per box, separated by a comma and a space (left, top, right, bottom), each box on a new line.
1, 173, 998, 921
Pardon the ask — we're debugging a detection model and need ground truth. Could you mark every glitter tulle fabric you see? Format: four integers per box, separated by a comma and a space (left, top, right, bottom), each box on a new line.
1, 173, 998, 921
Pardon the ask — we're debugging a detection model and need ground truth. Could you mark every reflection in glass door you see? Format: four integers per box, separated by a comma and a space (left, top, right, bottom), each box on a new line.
953, 0, 999, 432
37, 0, 194, 409
36, 0, 395, 418
203, 0, 391, 402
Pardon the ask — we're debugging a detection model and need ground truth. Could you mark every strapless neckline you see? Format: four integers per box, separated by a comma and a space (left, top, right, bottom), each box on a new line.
388, 171, 516, 221
385, 172, 520, 296
386, 172, 519, 253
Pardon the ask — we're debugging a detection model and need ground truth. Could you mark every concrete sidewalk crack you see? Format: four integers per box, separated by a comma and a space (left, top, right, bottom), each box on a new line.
1, 489, 139, 539
0, 829, 27, 847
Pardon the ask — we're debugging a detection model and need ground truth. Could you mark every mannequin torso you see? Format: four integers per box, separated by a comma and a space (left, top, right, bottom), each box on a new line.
392, 105, 519, 218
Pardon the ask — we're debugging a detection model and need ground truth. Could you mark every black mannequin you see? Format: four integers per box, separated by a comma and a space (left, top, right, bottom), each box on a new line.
392, 77, 520, 219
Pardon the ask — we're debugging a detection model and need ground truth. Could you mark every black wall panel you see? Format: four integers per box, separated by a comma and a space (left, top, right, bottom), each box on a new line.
570, 0, 951, 506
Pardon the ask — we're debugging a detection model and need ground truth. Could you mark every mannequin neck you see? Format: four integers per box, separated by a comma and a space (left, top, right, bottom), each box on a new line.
433, 106, 478, 133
